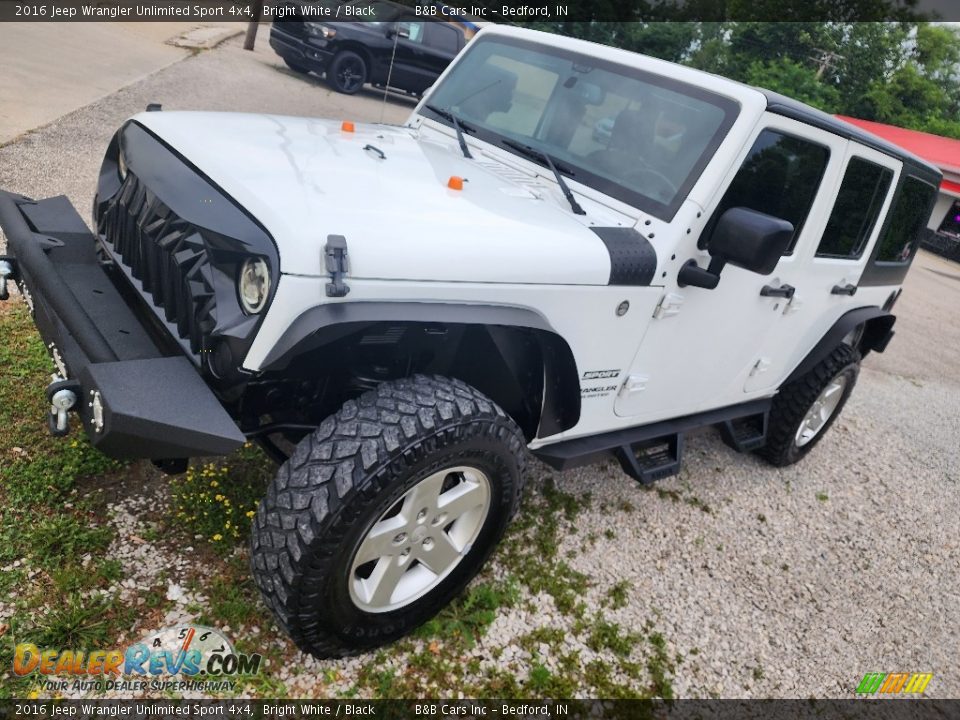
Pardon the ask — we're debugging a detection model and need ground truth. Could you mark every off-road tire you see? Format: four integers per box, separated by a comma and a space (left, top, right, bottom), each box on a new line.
328, 50, 367, 94
250, 375, 527, 658
283, 57, 311, 74
759, 344, 860, 467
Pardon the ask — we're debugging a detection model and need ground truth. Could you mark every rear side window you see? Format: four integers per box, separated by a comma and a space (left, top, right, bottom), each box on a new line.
816, 157, 893, 259
425, 24, 460, 54
702, 129, 830, 253
874, 176, 937, 263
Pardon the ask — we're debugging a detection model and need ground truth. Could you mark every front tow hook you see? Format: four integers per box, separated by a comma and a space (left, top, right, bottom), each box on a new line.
0, 259, 14, 301
46, 376, 80, 437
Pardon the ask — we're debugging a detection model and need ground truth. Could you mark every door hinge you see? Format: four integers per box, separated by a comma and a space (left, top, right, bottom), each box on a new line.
749, 357, 772, 377
324, 234, 350, 298
653, 292, 684, 319
619, 374, 649, 397
783, 293, 803, 315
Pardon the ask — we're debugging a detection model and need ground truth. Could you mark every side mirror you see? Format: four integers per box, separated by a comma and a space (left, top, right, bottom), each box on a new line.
709, 207, 794, 274
678, 207, 794, 289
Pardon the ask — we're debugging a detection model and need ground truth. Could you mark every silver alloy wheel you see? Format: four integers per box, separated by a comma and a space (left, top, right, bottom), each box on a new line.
795, 376, 848, 447
348, 466, 491, 613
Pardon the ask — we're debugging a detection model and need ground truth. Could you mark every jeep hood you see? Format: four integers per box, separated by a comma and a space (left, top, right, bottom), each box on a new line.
133, 111, 621, 285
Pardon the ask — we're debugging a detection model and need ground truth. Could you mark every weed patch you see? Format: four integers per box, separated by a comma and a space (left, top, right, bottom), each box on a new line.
170, 444, 271, 549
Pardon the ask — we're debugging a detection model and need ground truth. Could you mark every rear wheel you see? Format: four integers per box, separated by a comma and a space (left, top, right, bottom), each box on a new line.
250, 375, 526, 658
328, 51, 367, 94
759, 344, 860, 467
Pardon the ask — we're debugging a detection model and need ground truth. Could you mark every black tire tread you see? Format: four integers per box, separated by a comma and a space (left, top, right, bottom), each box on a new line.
250, 374, 526, 657
759, 343, 860, 467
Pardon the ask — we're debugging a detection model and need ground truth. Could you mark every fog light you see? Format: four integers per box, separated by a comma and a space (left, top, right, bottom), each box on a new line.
238, 257, 270, 314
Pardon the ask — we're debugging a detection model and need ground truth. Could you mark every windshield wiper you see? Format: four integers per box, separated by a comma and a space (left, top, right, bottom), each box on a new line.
424, 104, 473, 159
501, 139, 586, 216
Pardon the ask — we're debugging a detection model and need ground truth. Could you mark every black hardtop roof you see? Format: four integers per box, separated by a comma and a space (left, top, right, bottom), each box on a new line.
757, 88, 942, 184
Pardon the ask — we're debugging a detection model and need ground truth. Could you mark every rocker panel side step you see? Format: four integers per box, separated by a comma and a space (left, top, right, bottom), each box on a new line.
615, 433, 684, 485
718, 411, 769, 453
534, 397, 772, 475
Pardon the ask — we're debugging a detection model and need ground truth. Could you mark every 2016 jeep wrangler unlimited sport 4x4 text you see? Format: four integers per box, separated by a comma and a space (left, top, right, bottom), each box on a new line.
0, 26, 940, 657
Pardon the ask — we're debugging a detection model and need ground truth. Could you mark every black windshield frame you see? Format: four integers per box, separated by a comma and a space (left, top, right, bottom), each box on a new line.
418, 34, 741, 221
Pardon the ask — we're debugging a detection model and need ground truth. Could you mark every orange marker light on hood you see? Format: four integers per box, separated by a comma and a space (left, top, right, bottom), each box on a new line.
341, 121, 355, 133
447, 176, 464, 190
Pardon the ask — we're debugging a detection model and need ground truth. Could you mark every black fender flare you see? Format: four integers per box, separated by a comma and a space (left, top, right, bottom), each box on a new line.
785, 306, 895, 384
256, 301, 581, 437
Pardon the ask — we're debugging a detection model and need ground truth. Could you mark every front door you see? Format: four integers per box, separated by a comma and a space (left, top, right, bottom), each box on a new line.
614, 114, 846, 421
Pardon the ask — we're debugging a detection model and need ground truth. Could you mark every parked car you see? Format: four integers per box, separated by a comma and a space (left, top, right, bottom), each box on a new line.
270, 1, 468, 95
0, 25, 940, 658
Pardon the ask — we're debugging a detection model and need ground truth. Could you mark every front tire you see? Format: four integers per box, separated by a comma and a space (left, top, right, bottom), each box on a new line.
759, 344, 860, 467
328, 50, 367, 94
250, 375, 526, 658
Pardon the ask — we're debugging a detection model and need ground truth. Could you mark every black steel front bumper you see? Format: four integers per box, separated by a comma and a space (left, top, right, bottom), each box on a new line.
269, 26, 335, 72
0, 190, 245, 459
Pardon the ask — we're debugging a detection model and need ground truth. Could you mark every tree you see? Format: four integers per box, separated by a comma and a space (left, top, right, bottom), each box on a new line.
744, 57, 841, 110
512, 18, 960, 139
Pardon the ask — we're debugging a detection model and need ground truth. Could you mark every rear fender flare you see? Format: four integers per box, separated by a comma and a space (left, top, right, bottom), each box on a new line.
784, 306, 895, 384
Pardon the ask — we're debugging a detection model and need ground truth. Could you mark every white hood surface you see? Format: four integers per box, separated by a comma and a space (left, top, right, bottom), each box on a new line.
134, 111, 619, 285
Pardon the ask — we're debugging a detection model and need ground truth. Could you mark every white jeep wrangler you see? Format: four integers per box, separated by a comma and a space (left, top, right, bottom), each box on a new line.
0, 26, 940, 657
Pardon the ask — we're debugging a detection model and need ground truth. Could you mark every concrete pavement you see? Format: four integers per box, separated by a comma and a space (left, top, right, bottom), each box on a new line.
0, 22, 240, 144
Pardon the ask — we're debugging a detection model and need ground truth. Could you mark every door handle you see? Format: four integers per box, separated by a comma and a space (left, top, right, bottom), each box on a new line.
831, 283, 857, 296
760, 283, 795, 299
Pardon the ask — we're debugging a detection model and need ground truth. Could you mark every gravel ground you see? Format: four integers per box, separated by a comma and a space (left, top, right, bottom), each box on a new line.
1, 27, 958, 698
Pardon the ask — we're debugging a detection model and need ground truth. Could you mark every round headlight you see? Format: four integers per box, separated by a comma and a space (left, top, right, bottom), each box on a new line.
117, 147, 128, 181
238, 257, 270, 314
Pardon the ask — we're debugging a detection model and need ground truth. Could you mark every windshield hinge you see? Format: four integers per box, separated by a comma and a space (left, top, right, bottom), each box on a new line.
324, 235, 350, 298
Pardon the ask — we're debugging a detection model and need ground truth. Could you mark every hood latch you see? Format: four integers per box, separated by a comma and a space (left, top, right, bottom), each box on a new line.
324, 235, 350, 298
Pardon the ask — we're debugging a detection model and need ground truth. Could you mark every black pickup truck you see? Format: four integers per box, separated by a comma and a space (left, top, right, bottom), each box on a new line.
270, 1, 468, 95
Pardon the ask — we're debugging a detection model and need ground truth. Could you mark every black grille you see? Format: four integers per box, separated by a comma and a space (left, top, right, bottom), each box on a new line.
99, 172, 217, 355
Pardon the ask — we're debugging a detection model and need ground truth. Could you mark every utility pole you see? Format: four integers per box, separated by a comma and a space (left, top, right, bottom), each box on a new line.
809, 49, 844, 79
244, 0, 266, 51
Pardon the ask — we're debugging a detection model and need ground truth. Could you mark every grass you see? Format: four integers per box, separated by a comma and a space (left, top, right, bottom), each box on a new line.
586, 616, 642, 657
606, 580, 632, 610
0, 304, 134, 698
0, 302, 682, 700
648, 486, 713, 514
498, 476, 592, 616
414, 579, 520, 650
170, 444, 272, 549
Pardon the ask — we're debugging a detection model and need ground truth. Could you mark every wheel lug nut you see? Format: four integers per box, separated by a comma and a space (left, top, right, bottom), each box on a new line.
422, 537, 434, 550
417, 508, 428, 522
432, 513, 448, 526
393, 532, 407, 544
400, 547, 411, 557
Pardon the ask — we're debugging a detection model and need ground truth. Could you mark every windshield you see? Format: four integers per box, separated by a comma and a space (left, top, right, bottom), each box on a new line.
423, 35, 739, 220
